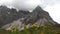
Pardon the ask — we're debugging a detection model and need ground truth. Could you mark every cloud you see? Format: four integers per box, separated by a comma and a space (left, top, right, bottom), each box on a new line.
0, 0, 60, 10
12, 0, 42, 10
0, 0, 13, 5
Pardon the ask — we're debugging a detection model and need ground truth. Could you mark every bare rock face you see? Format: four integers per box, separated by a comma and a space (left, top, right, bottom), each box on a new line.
1, 6, 58, 30
23, 6, 58, 26
0, 5, 30, 27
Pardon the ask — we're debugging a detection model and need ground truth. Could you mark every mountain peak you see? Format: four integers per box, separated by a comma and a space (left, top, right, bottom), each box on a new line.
33, 6, 43, 12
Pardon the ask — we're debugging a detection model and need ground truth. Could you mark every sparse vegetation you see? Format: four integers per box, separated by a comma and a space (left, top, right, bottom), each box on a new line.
0, 24, 60, 34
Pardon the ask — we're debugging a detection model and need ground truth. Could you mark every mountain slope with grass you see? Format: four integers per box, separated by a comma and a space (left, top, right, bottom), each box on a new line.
0, 25, 60, 34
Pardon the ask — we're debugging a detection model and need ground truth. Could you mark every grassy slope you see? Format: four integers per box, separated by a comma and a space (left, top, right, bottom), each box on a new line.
52, 24, 60, 32
0, 29, 10, 34
0, 24, 60, 34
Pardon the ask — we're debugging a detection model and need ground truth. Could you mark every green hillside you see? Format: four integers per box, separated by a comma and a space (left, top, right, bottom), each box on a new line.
0, 24, 60, 34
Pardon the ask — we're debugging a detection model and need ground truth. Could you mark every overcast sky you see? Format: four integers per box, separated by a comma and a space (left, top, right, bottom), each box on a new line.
0, 0, 60, 24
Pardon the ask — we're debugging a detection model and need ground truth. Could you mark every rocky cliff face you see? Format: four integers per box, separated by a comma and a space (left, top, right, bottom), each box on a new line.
23, 6, 58, 26
0, 6, 30, 27
1, 6, 58, 30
